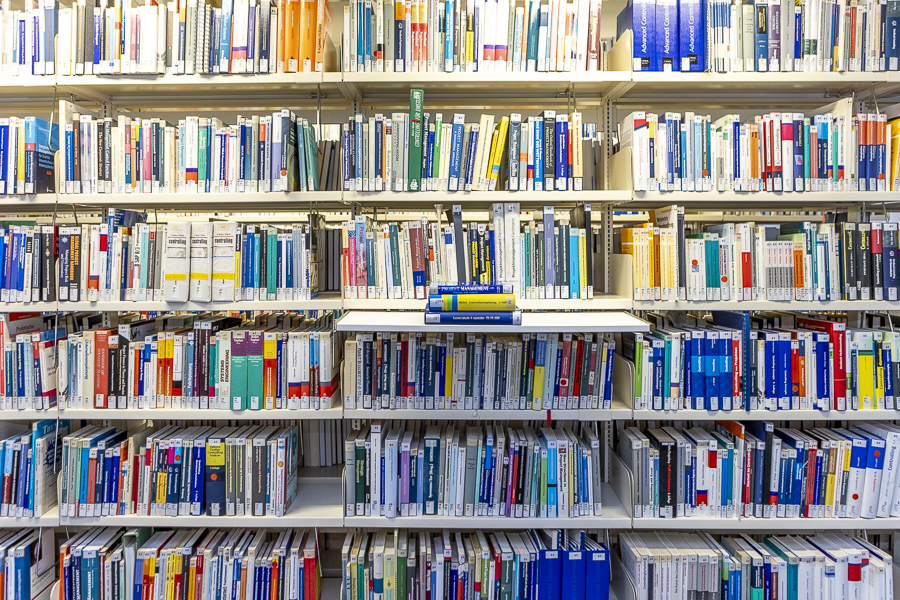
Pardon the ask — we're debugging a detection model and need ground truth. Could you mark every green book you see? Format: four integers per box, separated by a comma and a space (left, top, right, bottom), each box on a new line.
303, 119, 320, 191
396, 535, 408, 600
408, 89, 424, 191
267, 230, 277, 300
389, 224, 402, 286
230, 329, 248, 410
246, 329, 265, 409
198, 124, 208, 191
432, 113, 443, 180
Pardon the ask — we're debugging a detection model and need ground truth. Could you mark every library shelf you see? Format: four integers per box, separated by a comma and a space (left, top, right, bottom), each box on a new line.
55, 191, 345, 210
631, 299, 900, 311
631, 516, 743, 530
57, 294, 344, 312
0, 194, 61, 212
58, 479, 344, 527
344, 483, 631, 529
0, 409, 57, 421
0, 506, 59, 528
0, 302, 58, 313
0, 76, 59, 99
58, 404, 344, 420
334, 310, 650, 333
344, 400, 630, 421
341, 294, 634, 311
340, 190, 627, 207
630, 408, 900, 421
626, 190, 899, 209
736, 515, 900, 530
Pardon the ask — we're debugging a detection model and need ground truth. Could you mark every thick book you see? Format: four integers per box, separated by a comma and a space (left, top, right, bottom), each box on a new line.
424, 310, 522, 325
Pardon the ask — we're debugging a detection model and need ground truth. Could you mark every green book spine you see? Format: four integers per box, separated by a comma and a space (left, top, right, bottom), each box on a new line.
633, 338, 643, 401
303, 120, 320, 191
246, 329, 265, 409
230, 330, 248, 410
267, 231, 277, 299
390, 224, 402, 285
408, 89, 424, 192
396, 552, 407, 600
198, 126, 208, 190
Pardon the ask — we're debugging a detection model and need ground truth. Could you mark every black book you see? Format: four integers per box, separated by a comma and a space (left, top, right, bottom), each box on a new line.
858, 222, 872, 300
543, 111, 555, 190
873, 223, 885, 300
42, 226, 55, 302
841, 223, 857, 300
646, 429, 676, 518
69, 227, 82, 302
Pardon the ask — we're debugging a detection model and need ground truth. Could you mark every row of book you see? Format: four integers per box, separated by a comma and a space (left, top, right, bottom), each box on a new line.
60, 107, 343, 195
618, 219, 900, 302
619, 532, 892, 600
0, 214, 343, 305
0, 528, 54, 600
622, 311, 900, 412
342, 530, 609, 600
619, 421, 900, 521
0, 419, 67, 521
60, 527, 323, 600
343, 331, 616, 411
60, 422, 300, 519
345, 422, 605, 519
622, 0, 900, 73
341, 106, 601, 192
0, 116, 59, 194
619, 99, 900, 193
342, 0, 605, 73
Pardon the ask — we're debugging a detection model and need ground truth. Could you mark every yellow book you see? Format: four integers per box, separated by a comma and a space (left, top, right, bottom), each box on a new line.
187, 560, 197, 600
823, 440, 836, 516
856, 332, 874, 409
488, 116, 510, 190
875, 333, 886, 409
428, 294, 516, 311
890, 116, 900, 191
16, 123, 25, 194
532, 333, 546, 409
445, 333, 454, 400
619, 228, 641, 300
578, 228, 587, 299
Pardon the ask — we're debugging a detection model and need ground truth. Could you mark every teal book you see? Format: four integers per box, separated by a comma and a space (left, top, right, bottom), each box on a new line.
408, 89, 424, 191
247, 329, 265, 410
230, 329, 248, 409
267, 230, 277, 300
303, 119, 320, 191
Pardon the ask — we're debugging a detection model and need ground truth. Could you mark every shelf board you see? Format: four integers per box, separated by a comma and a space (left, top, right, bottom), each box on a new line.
0, 194, 61, 212
342, 294, 634, 311
55, 191, 344, 210
737, 515, 900, 530
632, 299, 900, 311
345, 483, 631, 528
335, 310, 650, 332
0, 76, 59, 99
0, 409, 57, 421
341, 190, 625, 207
630, 408, 900, 420
626, 190, 899, 209
632, 516, 744, 529
57, 293, 344, 312
344, 405, 622, 421
0, 506, 60, 527
59, 480, 344, 527
59, 403, 344, 420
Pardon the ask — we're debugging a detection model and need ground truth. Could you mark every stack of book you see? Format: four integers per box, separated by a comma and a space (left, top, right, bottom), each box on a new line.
343, 330, 616, 410
425, 283, 521, 325
60, 422, 300, 519
345, 421, 605, 518
621, 0, 899, 73
342, 530, 609, 600
618, 99, 900, 193
59, 528, 323, 600
620, 532, 892, 600
619, 421, 900, 521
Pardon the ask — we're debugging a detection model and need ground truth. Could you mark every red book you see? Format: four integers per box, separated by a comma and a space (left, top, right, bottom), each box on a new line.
796, 316, 847, 410
571, 334, 585, 405
804, 445, 818, 517
558, 334, 572, 403
94, 329, 112, 408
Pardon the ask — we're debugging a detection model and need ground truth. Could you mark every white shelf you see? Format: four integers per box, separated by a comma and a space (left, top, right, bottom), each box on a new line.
631, 408, 900, 421
345, 401, 629, 421
59, 404, 344, 420
342, 294, 634, 311
0, 302, 58, 313
335, 310, 650, 332
341, 190, 626, 206
737, 515, 900, 530
345, 483, 631, 529
632, 516, 743, 529
0, 409, 57, 421
56, 72, 325, 97
0, 506, 60, 527
627, 190, 899, 208
57, 294, 344, 312
59, 480, 344, 527
632, 299, 900, 311
56, 191, 344, 209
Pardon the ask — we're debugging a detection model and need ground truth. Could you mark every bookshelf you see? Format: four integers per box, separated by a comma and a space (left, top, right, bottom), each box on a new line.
2, 20, 899, 600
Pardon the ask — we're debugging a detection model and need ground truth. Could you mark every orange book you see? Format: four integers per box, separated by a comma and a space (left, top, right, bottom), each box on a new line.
156, 331, 168, 407
750, 124, 759, 183
285, 0, 302, 72
263, 332, 277, 406
314, 0, 333, 71
877, 113, 887, 189
300, 0, 318, 71
276, 0, 286, 71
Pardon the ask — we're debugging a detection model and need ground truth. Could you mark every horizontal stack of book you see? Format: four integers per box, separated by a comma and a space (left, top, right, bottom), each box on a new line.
60, 108, 342, 194
619, 99, 900, 193
622, 0, 899, 72
342, 530, 609, 600
56, 0, 333, 76
345, 99, 601, 192
343, 330, 616, 410
342, 0, 604, 73
342, 204, 596, 300
0, 419, 69, 520
0, 116, 59, 194
620, 532, 892, 600
345, 422, 605, 518
57, 312, 342, 411
622, 311, 900, 412
61, 422, 300, 519
425, 283, 521, 324
60, 528, 323, 600
619, 421, 900, 520
619, 215, 900, 302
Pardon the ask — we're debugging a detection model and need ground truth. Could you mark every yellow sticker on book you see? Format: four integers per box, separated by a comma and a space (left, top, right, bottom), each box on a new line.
164, 273, 187, 281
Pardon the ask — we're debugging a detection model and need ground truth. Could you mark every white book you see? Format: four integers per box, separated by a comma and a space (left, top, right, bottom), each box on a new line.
188, 222, 213, 302
162, 222, 189, 302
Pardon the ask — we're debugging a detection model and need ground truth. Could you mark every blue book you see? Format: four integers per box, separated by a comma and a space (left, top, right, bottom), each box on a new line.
754, 0, 768, 71
444, 0, 455, 71
364, 2, 373, 64
876, 117, 885, 190
534, 122, 544, 190
651, 338, 664, 408
555, 116, 567, 189
423, 310, 523, 325
666, 114, 676, 188
464, 127, 479, 189
888, 0, 900, 71
427, 283, 514, 294
354, 116, 364, 184
448, 114, 465, 190
342, 126, 350, 190
858, 116, 868, 190
395, 6, 406, 71
540, 429, 558, 517
657, 0, 679, 70
561, 543, 585, 600
689, 329, 706, 409
679, 0, 705, 70
425, 122, 435, 187
621, 0, 656, 70
705, 331, 720, 410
